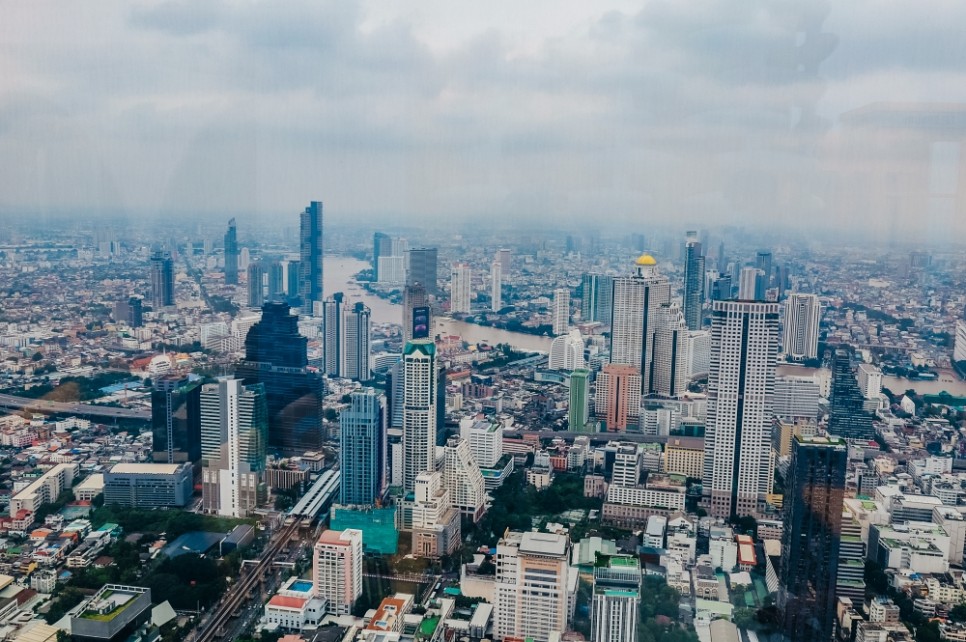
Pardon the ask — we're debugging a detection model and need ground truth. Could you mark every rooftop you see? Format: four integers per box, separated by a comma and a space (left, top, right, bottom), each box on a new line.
519, 531, 568, 557
109, 463, 184, 475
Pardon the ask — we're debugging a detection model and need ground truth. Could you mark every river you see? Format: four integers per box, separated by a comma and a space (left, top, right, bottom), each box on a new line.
778, 364, 966, 397
323, 256, 553, 353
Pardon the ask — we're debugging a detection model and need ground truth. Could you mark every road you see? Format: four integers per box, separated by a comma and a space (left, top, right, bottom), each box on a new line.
191, 518, 303, 642
0, 392, 150, 420
514, 430, 669, 444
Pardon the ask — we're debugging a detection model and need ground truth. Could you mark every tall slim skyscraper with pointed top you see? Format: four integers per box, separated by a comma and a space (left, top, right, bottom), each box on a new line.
402, 339, 438, 494
683, 233, 705, 331
299, 201, 324, 312
224, 218, 238, 285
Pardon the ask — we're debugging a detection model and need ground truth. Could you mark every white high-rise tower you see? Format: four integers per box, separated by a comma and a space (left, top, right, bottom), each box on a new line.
783, 293, 821, 361
451, 263, 472, 314
552, 288, 570, 336
703, 300, 780, 519
401, 339, 438, 493
491, 260, 502, 312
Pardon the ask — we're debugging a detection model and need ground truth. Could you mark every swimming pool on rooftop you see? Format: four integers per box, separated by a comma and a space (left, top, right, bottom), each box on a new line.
289, 580, 313, 593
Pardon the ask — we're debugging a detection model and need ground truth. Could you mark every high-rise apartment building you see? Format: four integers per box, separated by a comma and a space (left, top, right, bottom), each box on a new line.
234, 302, 325, 452
569, 369, 591, 432
609, 255, 670, 393
837, 510, 866, 602
494, 531, 571, 642
496, 248, 511, 274
954, 319, 966, 364
649, 304, 689, 397
113, 296, 143, 328
779, 435, 847, 642
339, 388, 385, 506
549, 330, 585, 371
703, 300, 779, 519
402, 340, 438, 493
591, 555, 641, 642
459, 416, 504, 468
224, 218, 238, 285
267, 260, 284, 301
491, 260, 502, 311
828, 349, 875, 440
376, 237, 408, 285
442, 436, 487, 523
299, 201, 324, 310
408, 471, 462, 558
200, 378, 268, 518
580, 273, 614, 326
737, 266, 763, 301
595, 364, 641, 432
248, 261, 265, 308
407, 247, 438, 295
783, 293, 821, 360
611, 443, 641, 487
151, 375, 202, 464
552, 288, 570, 336
450, 263, 472, 314
286, 260, 301, 306
402, 282, 431, 344
683, 235, 705, 331
372, 232, 393, 281
321, 293, 371, 381
150, 250, 174, 309
313, 529, 363, 615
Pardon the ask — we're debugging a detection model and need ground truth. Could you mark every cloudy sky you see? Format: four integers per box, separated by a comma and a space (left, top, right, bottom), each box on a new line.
2, 0, 966, 239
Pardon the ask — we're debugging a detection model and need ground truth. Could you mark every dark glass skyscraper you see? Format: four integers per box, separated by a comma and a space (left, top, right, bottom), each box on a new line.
286, 260, 301, 307
779, 435, 847, 642
339, 388, 386, 506
299, 201, 324, 310
234, 301, 325, 452
756, 250, 773, 288
113, 296, 143, 328
150, 250, 174, 309
224, 218, 238, 285
407, 247, 438, 295
683, 235, 705, 331
152, 374, 202, 463
828, 348, 875, 439
580, 273, 613, 326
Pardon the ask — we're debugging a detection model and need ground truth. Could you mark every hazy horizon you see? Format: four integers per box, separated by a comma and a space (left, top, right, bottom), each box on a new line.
3, 1, 966, 243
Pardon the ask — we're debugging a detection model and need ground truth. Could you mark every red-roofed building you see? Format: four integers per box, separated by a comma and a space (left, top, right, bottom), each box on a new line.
264, 577, 326, 631
736, 534, 757, 571
366, 593, 414, 633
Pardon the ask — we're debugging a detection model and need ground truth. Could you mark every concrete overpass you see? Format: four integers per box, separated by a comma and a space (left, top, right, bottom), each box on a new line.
0, 393, 151, 421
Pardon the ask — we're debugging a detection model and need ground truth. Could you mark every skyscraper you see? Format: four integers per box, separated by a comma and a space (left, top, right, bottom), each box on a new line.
569, 369, 591, 432
591, 554, 642, 642
494, 531, 571, 642
321, 293, 344, 377
595, 364, 642, 432
372, 232, 393, 281
267, 260, 284, 301
403, 282, 431, 344
313, 529, 363, 616
402, 339, 438, 493
442, 435, 487, 523
151, 374, 202, 464
450, 263, 472, 314
299, 201, 324, 311
549, 330, 585, 371
343, 302, 372, 382
609, 254, 671, 393
339, 388, 386, 506
247, 261, 265, 308
683, 235, 705, 331
703, 300, 779, 519
286, 260, 301, 306
234, 302, 325, 452
581, 273, 614, 326
737, 266, 763, 301
756, 250, 773, 288
322, 293, 372, 381
200, 378, 268, 517
490, 260, 502, 311
224, 218, 238, 285
150, 250, 174, 309
783, 293, 821, 360
113, 296, 143, 328
649, 304, 689, 398
779, 435, 847, 642
827, 348, 875, 439
496, 248, 511, 274
552, 288, 570, 335
407, 247, 438, 295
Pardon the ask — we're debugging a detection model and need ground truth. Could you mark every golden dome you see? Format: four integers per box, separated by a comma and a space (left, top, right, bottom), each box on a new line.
635, 254, 657, 266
